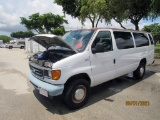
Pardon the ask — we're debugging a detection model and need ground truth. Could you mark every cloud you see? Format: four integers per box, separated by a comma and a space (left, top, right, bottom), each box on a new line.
26, 0, 63, 15
0, 23, 7, 28
0, 0, 67, 35
0, 5, 19, 25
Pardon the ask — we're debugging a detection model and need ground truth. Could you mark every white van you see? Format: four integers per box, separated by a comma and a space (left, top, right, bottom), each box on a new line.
28, 28, 154, 109
6, 40, 25, 49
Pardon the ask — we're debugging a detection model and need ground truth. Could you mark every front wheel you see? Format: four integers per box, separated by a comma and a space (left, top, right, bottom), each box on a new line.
63, 79, 90, 109
133, 62, 145, 79
9, 46, 13, 49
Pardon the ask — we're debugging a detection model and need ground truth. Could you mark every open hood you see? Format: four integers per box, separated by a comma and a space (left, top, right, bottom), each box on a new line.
30, 34, 76, 52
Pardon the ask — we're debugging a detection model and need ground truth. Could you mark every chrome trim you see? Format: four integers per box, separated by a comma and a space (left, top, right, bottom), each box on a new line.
29, 61, 52, 70
29, 61, 55, 84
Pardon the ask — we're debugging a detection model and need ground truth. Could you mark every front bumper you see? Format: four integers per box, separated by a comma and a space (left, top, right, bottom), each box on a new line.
28, 72, 64, 97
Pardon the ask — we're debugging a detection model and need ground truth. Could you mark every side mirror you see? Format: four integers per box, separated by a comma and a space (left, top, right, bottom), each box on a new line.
92, 43, 104, 54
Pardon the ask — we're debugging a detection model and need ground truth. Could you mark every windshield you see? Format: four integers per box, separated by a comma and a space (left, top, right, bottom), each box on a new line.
62, 30, 95, 52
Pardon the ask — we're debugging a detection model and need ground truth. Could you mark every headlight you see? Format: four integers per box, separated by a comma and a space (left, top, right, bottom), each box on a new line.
44, 62, 52, 68
51, 70, 61, 80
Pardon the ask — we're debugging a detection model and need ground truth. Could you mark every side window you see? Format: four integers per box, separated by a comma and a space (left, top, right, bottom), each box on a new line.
148, 34, 154, 45
11, 42, 15, 44
92, 31, 112, 52
133, 33, 149, 47
113, 31, 134, 49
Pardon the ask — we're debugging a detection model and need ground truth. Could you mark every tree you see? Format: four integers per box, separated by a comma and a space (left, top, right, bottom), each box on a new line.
106, 0, 129, 29
107, 0, 153, 30
21, 13, 42, 33
55, 0, 159, 30
51, 26, 65, 36
127, 0, 152, 30
54, 0, 80, 17
55, 0, 110, 28
152, 0, 160, 16
79, 0, 110, 28
11, 31, 34, 39
0, 35, 12, 43
20, 13, 68, 34
39, 13, 68, 33
142, 23, 160, 45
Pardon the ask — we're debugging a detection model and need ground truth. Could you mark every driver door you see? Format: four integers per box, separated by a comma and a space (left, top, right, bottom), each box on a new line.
90, 30, 116, 86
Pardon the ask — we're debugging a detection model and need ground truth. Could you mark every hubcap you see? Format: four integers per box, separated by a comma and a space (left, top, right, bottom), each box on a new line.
75, 89, 85, 100
73, 85, 86, 103
140, 67, 144, 76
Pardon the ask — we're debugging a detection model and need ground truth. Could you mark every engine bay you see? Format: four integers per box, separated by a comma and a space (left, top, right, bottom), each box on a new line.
29, 50, 75, 68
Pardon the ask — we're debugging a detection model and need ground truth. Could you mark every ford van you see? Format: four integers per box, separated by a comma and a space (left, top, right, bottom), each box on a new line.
28, 28, 154, 109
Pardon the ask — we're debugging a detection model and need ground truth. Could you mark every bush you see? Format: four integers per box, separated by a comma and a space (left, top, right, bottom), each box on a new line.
0, 35, 12, 43
155, 49, 160, 53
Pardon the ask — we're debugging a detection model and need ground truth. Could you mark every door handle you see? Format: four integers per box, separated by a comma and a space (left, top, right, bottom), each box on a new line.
113, 59, 116, 64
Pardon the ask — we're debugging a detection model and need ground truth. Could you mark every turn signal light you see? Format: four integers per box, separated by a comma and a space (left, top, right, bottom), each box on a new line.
52, 70, 61, 80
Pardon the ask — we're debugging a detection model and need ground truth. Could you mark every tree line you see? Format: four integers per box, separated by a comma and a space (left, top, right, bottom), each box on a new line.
55, 0, 160, 30
143, 23, 160, 44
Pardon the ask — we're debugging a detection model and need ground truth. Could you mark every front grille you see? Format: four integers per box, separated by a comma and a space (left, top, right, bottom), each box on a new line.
43, 70, 48, 76
30, 65, 43, 79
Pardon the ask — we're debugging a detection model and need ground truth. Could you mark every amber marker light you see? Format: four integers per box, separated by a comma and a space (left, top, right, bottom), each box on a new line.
52, 70, 61, 80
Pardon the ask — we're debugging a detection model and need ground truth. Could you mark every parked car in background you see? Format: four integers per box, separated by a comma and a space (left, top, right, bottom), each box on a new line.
28, 28, 154, 109
5, 40, 25, 49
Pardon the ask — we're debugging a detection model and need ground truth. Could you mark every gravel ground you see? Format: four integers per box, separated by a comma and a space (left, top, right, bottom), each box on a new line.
0, 48, 160, 120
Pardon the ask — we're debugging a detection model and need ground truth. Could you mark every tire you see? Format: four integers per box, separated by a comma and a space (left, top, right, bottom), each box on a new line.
133, 62, 145, 79
63, 79, 90, 109
20, 46, 24, 49
9, 46, 13, 49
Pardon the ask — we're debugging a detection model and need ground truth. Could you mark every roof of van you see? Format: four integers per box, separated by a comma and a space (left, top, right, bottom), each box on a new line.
72, 28, 150, 33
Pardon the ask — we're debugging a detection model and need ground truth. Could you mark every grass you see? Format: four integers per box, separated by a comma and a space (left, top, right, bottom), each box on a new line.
155, 44, 160, 58
155, 44, 160, 48
155, 53, 160, 57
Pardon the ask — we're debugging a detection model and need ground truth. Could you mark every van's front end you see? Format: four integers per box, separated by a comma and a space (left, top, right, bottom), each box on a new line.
28, 30, 95, 107
28, 34, 76, 98
29, 56, 65, 98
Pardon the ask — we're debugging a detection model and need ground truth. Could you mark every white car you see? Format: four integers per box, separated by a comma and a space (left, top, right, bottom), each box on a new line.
5, 40, 25, 49
28, 28, 154, 109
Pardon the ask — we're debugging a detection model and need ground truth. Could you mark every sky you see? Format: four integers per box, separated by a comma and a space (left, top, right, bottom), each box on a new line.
0, 0, 159, 36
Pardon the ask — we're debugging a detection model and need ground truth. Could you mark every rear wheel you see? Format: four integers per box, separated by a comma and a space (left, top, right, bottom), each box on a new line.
63, 79, 90, 109
133, 62, 145, 79
20, 46, 24, 49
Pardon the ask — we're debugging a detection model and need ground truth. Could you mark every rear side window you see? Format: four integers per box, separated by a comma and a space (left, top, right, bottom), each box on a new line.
133, 33, 149, 47
148, 34, 154, 45
113, 31, 134, 49
18, 42, 25, 45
